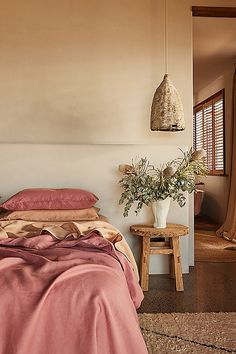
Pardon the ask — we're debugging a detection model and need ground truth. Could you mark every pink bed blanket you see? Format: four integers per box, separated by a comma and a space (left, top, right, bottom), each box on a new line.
0, 232, 148, 354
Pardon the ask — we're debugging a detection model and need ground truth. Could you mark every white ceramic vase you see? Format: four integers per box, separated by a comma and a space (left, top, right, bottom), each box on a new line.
151, 197, 171, 228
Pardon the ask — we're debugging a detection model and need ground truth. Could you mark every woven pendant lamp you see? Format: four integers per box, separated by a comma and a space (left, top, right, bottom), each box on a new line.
150, 0, 185, 131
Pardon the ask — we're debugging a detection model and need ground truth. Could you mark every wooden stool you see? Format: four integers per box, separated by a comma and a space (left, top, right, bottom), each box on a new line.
130, 224, 189, 292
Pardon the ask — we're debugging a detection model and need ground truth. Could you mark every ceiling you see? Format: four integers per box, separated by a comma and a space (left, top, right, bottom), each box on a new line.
193, 17, 236, 95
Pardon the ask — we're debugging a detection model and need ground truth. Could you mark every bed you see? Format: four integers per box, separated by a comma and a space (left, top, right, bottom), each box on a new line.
0, 188, 148, 354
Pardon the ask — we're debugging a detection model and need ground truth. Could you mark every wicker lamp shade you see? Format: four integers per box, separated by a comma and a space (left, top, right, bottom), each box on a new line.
150, 75, 185, 131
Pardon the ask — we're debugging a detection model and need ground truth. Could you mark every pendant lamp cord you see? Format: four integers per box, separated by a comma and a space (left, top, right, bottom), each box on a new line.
164, 0, 168, 74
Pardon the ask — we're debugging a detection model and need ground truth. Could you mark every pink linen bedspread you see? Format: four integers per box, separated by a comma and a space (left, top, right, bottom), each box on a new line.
0, 232, 148, 354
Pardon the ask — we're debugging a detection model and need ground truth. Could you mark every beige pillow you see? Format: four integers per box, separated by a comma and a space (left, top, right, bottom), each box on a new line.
0, 208, 100, 222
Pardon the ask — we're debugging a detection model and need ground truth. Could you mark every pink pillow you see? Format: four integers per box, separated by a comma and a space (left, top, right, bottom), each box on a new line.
1, 188, 99, 211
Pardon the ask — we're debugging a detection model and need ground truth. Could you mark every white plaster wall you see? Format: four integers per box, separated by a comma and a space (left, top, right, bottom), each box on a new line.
0, 143, 190, 274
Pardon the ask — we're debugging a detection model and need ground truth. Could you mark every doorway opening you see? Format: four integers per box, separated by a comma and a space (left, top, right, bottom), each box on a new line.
192, 7, 236, 262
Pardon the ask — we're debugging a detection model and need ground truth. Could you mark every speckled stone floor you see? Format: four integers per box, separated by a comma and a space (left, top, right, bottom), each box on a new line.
138, 262, 236, 313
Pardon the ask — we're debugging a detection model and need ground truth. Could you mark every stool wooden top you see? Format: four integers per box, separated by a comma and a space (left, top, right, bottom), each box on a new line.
130, 223, 189, 238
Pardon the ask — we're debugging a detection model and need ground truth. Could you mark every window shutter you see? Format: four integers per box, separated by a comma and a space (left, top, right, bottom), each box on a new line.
213, 96, 224, 173
203, 104, 213, 172
193, 113, 196, 151
193, 90, 225, 176
195, 108, 204, 150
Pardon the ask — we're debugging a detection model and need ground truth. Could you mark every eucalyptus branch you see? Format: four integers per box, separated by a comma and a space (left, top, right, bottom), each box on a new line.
118, 148, 208, 217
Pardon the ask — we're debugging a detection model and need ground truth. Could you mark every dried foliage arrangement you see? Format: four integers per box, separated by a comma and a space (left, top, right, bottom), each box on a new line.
118, 149, 207, 217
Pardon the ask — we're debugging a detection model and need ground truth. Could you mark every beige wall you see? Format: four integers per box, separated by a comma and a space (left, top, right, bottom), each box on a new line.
194, 67, 234, 223
192, 0, 236, 6
0, 144, 190, 274
0, 0, 196, 271
0, 0, 235, 271
0, 0, 192, 145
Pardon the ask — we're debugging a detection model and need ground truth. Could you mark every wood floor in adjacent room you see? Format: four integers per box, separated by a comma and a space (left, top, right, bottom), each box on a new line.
195, 216, 236, 262
139, 220, 236, 314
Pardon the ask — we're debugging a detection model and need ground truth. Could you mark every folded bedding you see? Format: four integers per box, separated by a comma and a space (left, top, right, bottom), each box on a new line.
0, 219, 138, 280
0, 219, 147, 354
0, 207, 100, 221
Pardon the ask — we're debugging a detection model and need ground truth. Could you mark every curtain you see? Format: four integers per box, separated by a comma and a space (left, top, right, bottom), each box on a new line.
216, 67, 236, 242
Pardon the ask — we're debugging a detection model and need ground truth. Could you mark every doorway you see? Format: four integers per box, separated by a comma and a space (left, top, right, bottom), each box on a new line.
192, 7, 236, 262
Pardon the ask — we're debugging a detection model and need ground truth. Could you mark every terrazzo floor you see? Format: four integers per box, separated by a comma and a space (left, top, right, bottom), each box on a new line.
139, 217, 236, 313
138, 260, 236, 313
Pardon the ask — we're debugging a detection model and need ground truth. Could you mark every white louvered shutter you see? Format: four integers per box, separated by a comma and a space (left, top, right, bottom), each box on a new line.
193, 91, 225, 175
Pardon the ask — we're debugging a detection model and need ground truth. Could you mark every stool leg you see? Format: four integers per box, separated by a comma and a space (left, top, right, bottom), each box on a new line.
169, 239, 175, 279
172, 236, 184, 291
140, 237, 150, 291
